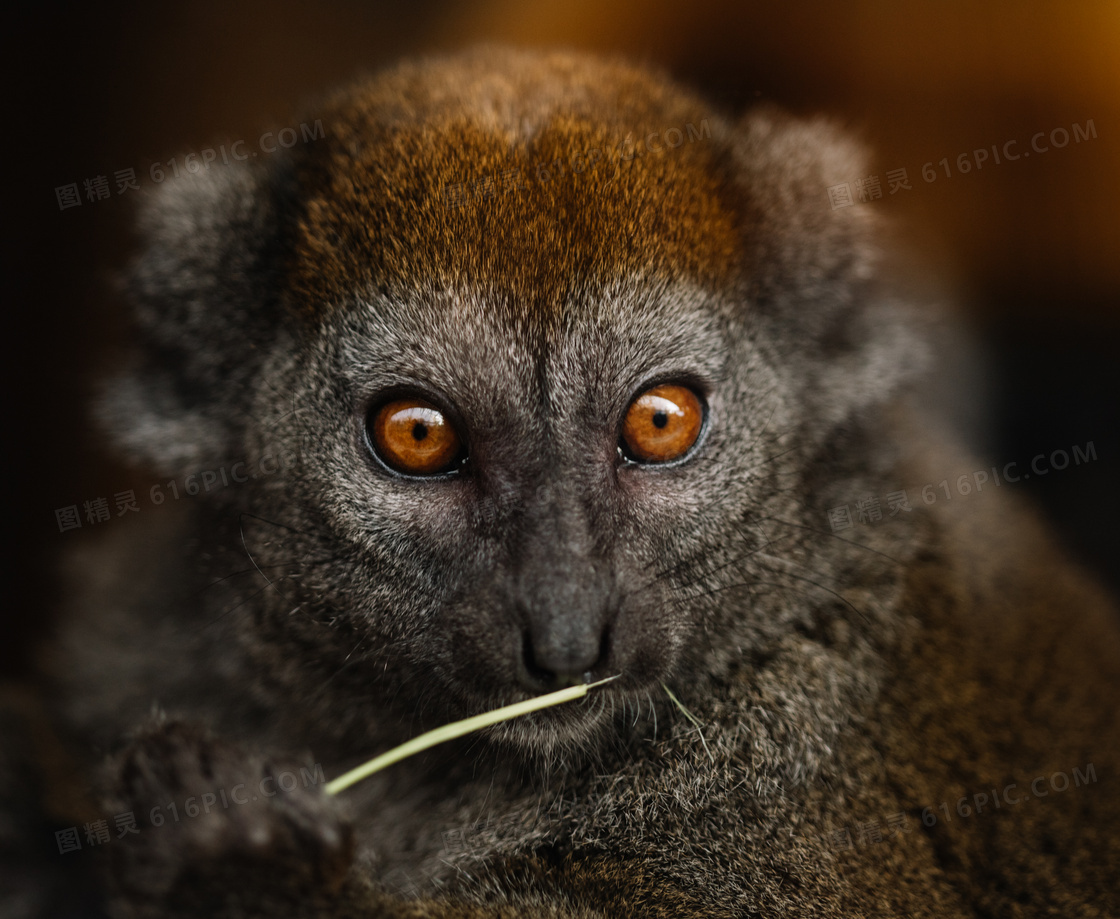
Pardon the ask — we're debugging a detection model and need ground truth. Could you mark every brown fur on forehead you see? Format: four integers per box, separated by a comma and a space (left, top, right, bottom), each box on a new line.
286, 48, 744, 321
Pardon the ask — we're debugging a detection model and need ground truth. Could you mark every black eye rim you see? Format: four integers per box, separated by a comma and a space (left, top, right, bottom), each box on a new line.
361, 388, 470, 480
617, 378, 710, 468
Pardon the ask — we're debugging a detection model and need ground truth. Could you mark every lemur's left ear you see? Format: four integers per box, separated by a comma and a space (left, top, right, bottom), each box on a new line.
100, 156, 295, 476
732, 108, 927, 433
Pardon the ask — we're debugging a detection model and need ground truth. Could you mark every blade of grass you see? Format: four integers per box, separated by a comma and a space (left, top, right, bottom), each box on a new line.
661, 682, 714, 763
325, 675, 620, 796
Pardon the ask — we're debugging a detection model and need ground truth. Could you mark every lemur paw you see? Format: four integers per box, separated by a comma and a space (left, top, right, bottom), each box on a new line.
104, 720, 353, 916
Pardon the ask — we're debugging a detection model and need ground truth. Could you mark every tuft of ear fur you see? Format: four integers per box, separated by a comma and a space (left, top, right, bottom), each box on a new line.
100, 158, 293, 476
734, 108, 929, 433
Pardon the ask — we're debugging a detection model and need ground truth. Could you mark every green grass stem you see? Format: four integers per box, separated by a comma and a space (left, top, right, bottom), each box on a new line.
325, 675, 619, 795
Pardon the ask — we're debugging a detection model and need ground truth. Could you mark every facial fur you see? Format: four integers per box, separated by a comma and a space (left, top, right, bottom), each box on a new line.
105, 46, 917, 764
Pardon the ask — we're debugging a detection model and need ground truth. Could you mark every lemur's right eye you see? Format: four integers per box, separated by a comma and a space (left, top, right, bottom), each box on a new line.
368, 398, 463, 476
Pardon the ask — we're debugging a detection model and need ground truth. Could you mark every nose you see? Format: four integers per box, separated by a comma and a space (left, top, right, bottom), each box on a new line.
519, 623, 612, 691
511, 481, 616, 692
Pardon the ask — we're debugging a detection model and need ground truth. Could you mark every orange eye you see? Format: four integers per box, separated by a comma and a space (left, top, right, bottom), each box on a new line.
370, 398, 462, 475
620, 383, 704, 463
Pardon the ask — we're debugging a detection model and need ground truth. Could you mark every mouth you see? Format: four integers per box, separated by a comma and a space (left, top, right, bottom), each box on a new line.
329, 672, 624, 788
460, 671, 639, 763
483, 688, 616, 757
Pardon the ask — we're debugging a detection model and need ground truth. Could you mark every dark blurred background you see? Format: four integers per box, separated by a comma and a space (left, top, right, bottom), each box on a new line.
6, 0, 1119, 680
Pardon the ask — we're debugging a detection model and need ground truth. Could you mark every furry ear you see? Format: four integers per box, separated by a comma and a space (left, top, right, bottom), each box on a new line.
733, 108, 928, 431
100, 157, 294, 476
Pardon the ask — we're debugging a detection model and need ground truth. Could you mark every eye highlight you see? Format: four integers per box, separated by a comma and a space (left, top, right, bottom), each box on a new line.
620, 383, 704, 464
369, 398, 462, 475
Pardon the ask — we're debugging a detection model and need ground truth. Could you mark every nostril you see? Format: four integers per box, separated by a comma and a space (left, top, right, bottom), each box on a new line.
521, 630, 557, 689
519, 626, 611, 692
596, 625, 611, 673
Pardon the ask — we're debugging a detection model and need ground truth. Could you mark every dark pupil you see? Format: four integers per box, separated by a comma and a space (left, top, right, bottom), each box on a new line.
652, 410, 668, 429
411, 422, 428, 441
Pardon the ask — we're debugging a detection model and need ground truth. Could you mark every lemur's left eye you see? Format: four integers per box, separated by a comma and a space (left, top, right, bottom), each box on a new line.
620, 383, 704, 463
369, 398, 462, 475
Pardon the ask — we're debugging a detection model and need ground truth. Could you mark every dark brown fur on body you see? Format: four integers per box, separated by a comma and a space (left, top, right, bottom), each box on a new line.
41, 46, 1120, 918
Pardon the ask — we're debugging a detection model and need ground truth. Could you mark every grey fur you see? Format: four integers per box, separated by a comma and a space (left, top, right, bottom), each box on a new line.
43, 47, 1120, 918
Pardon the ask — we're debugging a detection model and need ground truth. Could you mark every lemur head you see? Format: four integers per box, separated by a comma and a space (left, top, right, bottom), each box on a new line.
107, 47, 913, 759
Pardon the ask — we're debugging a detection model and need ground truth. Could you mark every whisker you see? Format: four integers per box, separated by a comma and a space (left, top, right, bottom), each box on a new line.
754, 514, 905, 566
238, 510, 314, 537
188, 555, 340, 597
747, 564, 871, 628
193, 578, 295, 632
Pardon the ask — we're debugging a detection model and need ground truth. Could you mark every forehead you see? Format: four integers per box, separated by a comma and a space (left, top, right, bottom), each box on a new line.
285, 49, 746, 323
338, 279, 728, 385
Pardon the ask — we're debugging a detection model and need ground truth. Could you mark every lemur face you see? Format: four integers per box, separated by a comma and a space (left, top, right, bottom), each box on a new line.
263, 278, 750, 756
246, 73, 754, 755
118, 48, 892, 758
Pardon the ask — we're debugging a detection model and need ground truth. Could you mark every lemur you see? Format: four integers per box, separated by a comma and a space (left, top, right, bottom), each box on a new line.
38, 46, 1120, 918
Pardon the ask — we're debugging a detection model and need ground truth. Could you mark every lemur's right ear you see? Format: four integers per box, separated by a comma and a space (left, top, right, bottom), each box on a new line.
100, 157, 296, 477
